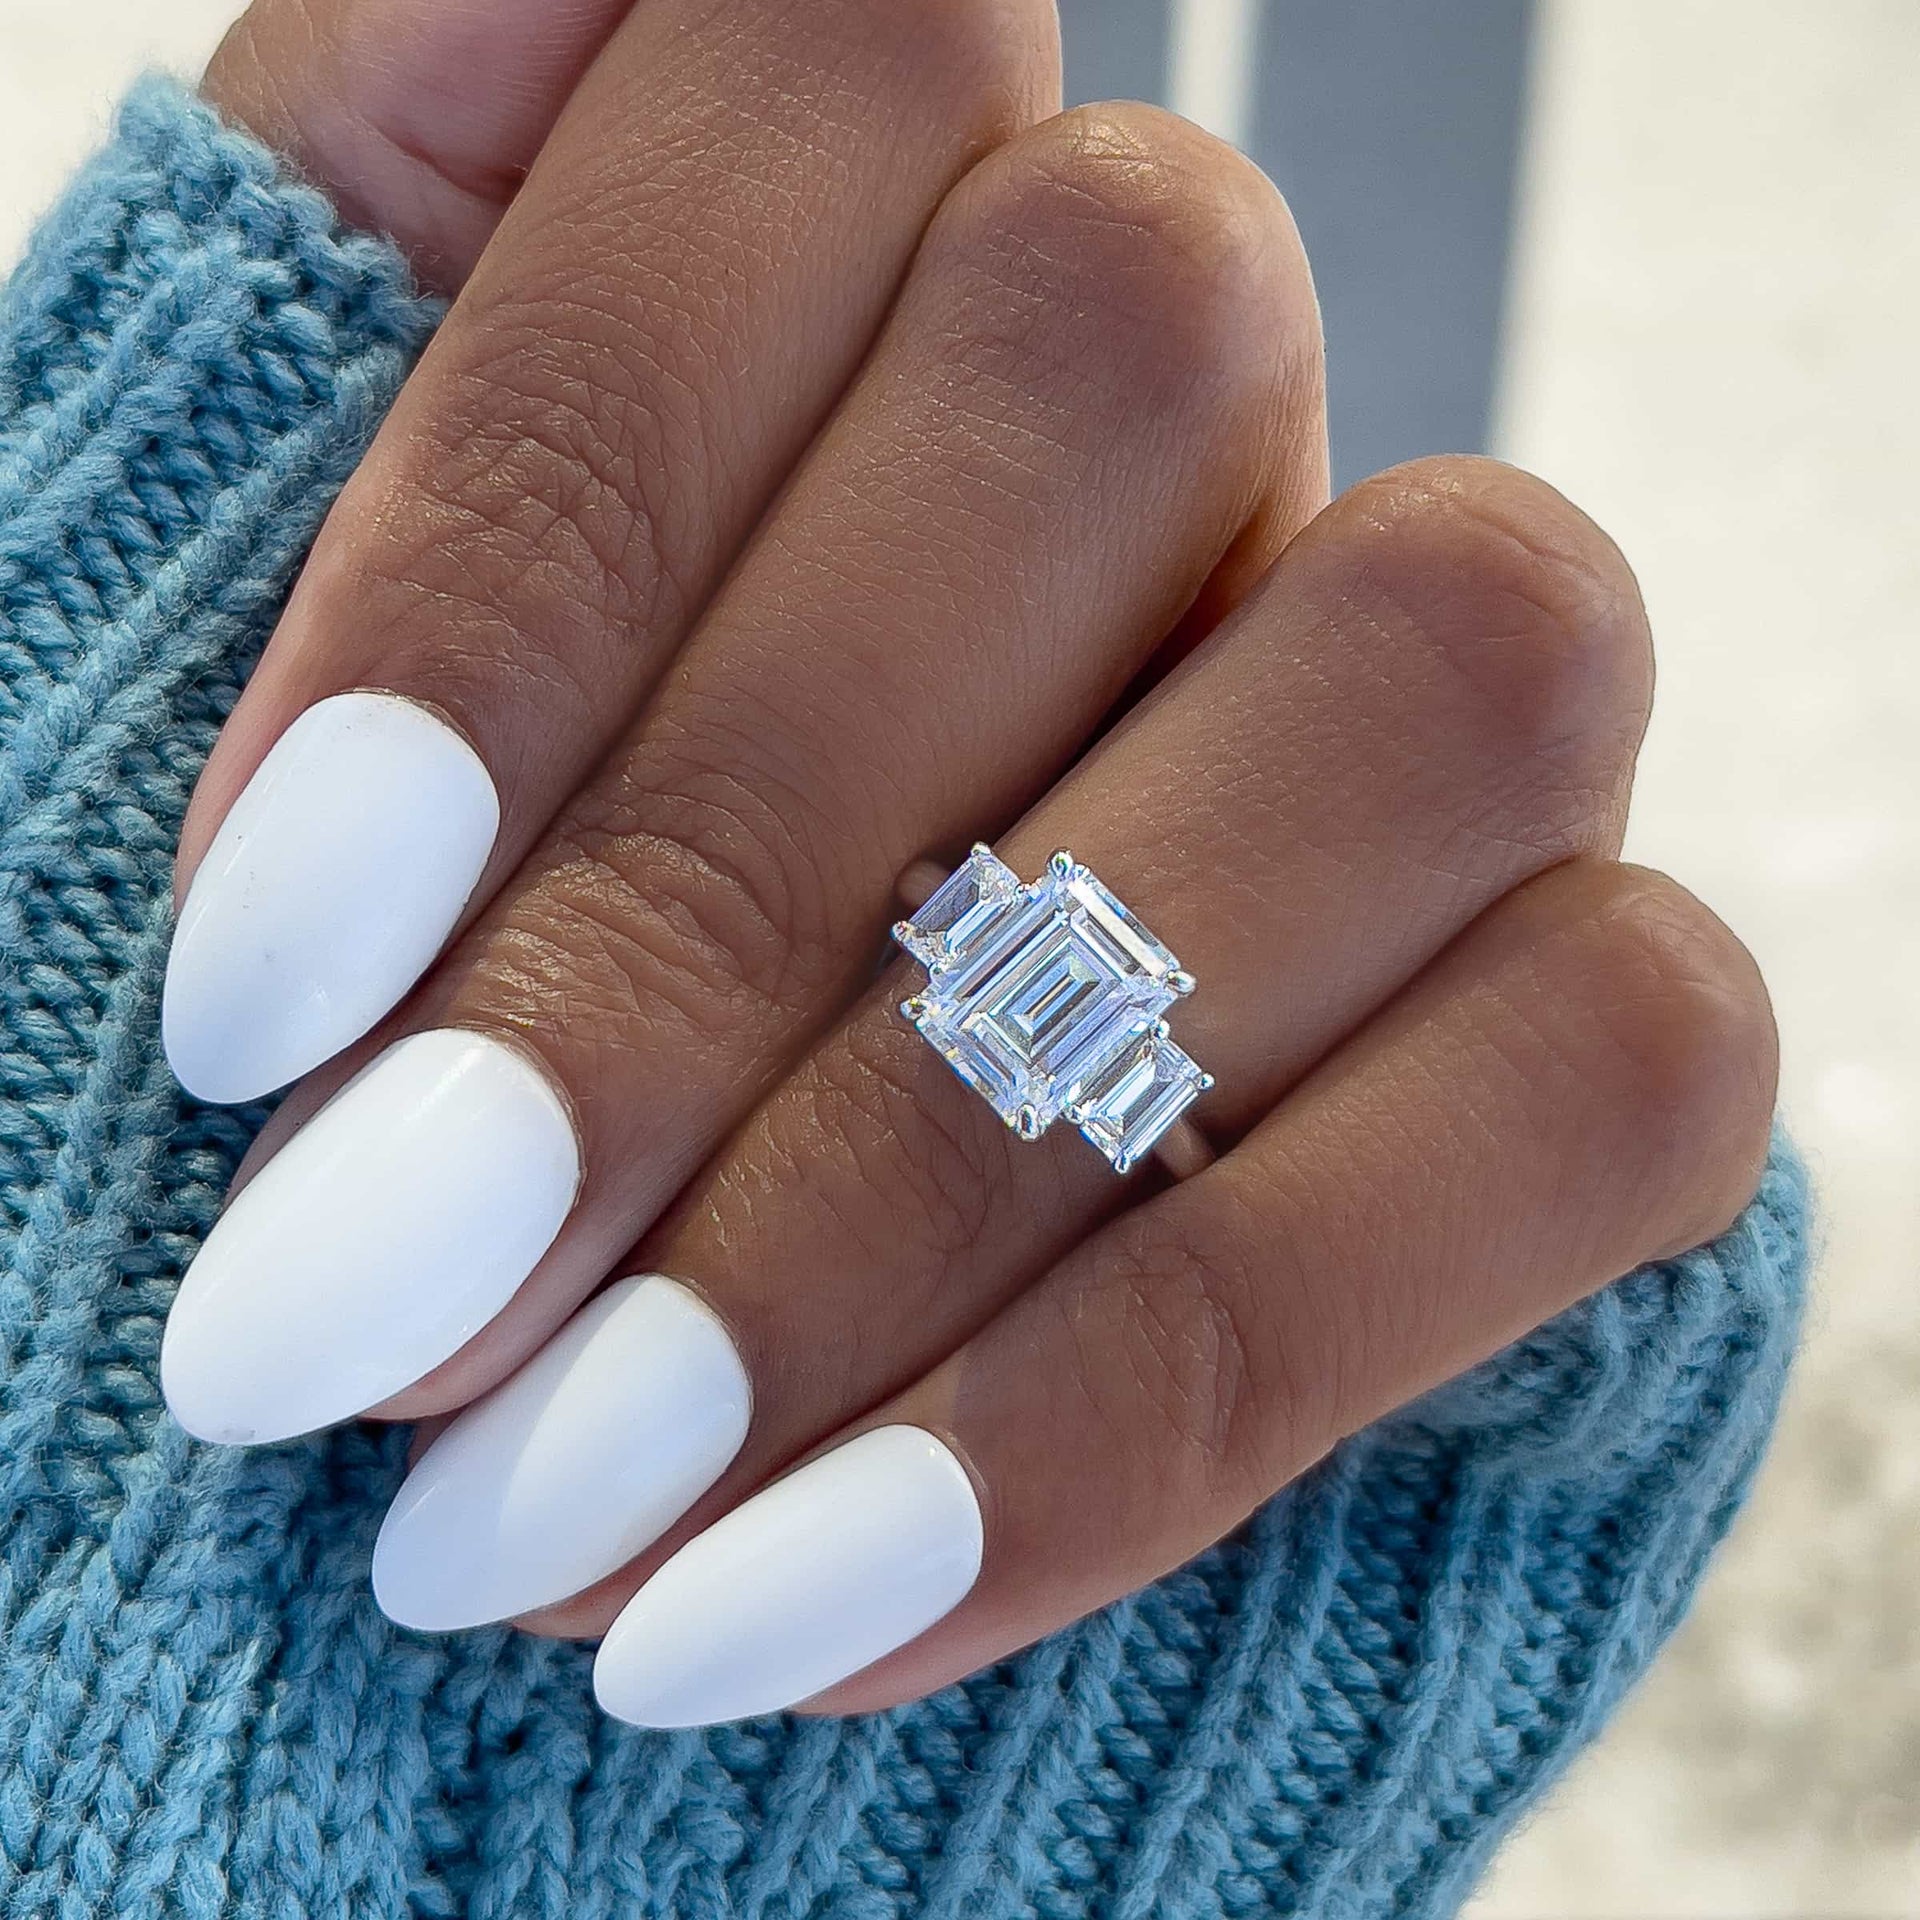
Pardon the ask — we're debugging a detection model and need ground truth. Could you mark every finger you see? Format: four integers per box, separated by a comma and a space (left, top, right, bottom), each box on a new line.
589, 858, 1778, 1725
161, 106, 1328, 1449
204, 0, 641, 289
369, 456, 1651, 1635
165, 0, 1060, 1105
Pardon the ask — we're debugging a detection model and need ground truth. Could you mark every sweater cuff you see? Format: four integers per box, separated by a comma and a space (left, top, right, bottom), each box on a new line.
0, 77, 439, 771
1, 73, 437, 434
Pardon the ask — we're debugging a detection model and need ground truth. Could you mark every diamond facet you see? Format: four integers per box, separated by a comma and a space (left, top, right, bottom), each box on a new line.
1051, 862, 1180, 984
892, 844, 1019, 969
1070, 1027, 1212, 1173
894, 848, 1204, 1166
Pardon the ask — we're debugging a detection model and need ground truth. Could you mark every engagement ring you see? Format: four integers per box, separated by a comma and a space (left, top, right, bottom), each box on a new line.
893, 846, 1213, 1176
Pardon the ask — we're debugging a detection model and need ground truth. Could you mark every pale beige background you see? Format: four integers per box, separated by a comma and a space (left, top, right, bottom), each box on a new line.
1, 3, 1914, 1915
1476, 6, 1920, 1914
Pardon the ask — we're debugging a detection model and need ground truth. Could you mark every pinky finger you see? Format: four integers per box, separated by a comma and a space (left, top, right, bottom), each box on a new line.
590, 859, 1778, 1727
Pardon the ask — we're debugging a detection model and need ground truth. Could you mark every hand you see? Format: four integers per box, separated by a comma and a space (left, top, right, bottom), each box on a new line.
166, 0, 1777, 1726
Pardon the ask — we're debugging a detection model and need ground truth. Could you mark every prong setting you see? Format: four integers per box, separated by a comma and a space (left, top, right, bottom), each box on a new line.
891, 845, 1209, 1174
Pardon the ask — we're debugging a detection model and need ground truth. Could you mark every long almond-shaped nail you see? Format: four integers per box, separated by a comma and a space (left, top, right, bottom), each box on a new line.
372, 1275, 751, 1632
161, 1028, 579, 1446
592, 1425, 983, 1727
164, 692, 499, 1104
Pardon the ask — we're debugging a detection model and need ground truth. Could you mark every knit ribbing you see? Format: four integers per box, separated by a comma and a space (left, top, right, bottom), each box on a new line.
0, 79, 1810, 1920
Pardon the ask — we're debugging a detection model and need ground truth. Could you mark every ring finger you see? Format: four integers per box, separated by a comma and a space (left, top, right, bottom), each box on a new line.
365, 453, 1658, 1638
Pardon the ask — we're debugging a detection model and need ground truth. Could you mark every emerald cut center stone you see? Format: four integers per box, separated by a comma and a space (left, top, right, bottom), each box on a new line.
894, 847, 1211, 1170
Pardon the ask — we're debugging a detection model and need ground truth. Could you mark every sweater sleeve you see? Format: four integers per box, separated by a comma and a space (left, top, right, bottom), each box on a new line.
0, 78, 1809, 1920
0, 76, 438, 773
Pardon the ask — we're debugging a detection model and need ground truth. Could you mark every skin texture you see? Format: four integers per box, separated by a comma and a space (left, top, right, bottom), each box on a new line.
198, 0, 1779, 1711
188, 0, 1065, 892
230, 96, 1333, 1396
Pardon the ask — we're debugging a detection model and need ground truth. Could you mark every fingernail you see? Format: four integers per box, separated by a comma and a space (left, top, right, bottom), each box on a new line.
592, 1425, 983, 1728
372, 1275, 751, 1632
161, 1028, 580, 1446
164, 691, 499, 1104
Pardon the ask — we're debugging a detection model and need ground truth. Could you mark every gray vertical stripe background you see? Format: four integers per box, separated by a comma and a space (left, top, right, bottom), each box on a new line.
1056, 0, 1533, 488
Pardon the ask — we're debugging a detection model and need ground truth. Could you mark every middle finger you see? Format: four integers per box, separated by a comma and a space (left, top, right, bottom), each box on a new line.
373, 454, 1654, 1634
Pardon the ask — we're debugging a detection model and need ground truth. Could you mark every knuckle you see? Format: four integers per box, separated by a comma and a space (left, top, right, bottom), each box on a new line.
567, 729, 843, 990
361, 329, 691, 751
1090, 1190, 1314, 1497
808, 1018, 1015, 1263
1321, 457, 1655, 823
927, 101, 1319, 428
1564, 864, 1780, 1244
484, 795, 807, 1054
435, 312, 686, 623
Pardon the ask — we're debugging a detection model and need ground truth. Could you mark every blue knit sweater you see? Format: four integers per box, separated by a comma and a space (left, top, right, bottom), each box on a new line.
0, 80, 1809, 1920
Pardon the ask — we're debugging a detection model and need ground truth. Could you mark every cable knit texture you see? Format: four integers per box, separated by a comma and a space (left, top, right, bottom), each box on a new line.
0, 80, 1810, 1920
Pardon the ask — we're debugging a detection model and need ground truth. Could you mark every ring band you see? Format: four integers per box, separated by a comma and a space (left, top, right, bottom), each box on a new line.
892, 845, 1214, 1176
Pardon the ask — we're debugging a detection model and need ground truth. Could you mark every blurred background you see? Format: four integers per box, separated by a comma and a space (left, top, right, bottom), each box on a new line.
2, 1, 1915, 1912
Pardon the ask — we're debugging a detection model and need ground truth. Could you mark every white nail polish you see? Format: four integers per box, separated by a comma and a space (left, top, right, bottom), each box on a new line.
161, 1028, 580, 1446
592, 1425, 983, 1728
372, 1275, 751, 1632
164, 691, 500, 1104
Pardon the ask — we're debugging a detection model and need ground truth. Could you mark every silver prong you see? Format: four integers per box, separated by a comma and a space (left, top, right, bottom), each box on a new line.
1062, 1100, 1087, 1125
1014, 1104, 1043, 1141
1150, 1018, 1172, 1041
1113, 1151, 1136, 1176
890, 918, 915, 947
899, 996, 927, 1021
970, 841, 994, 860
1169, 969, 1197, 996
1197, 1072, 1216, 1092
1047, 848, 1075, 879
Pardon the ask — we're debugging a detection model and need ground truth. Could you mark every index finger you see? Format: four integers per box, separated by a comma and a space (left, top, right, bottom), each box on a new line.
166, 0, 1061, 1104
